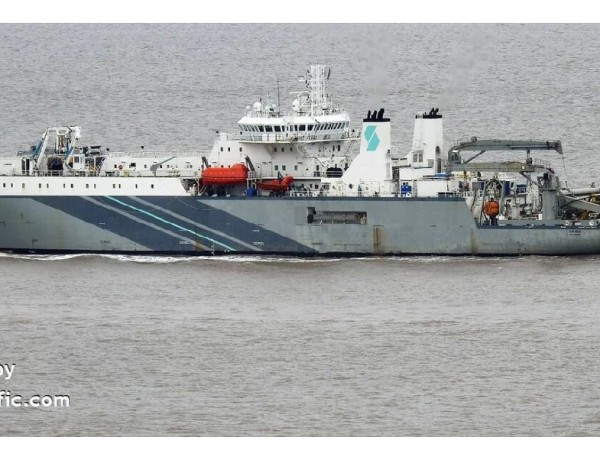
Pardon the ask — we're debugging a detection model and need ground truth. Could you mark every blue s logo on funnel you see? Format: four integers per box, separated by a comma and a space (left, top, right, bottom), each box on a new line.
364, 125, 380, 151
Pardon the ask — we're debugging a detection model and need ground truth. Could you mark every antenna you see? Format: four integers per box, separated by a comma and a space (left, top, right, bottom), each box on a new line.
276, 75, 281, 115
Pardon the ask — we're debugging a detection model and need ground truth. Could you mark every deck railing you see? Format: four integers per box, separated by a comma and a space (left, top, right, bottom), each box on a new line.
232, 129, 361, 143
0, 168, 200, 178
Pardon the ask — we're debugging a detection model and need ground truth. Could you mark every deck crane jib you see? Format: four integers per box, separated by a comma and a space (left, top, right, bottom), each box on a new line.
447, 138, 563, 173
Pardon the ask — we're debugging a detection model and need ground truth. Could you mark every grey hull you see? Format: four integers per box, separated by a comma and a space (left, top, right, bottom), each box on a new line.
1, 195, 600, 255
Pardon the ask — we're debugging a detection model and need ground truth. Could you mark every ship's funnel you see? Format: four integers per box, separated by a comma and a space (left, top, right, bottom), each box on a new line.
408, 108, 443, 172
341, 108, 391, 184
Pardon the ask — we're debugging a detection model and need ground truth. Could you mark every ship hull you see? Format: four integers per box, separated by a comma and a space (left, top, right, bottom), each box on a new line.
1, 195, 600, 256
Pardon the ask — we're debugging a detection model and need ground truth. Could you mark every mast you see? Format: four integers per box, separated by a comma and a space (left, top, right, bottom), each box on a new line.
308, 64, 328, 114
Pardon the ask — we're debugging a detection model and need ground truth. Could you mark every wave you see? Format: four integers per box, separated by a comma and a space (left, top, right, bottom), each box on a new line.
0, 252, 344, 264
1, 252, 597, 265
0, 252, 97, 262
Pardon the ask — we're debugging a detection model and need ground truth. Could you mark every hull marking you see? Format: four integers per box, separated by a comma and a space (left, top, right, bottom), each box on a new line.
104, 196, 236, 251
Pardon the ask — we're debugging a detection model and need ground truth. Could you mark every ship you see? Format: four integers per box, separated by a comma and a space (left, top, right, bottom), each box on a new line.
2, 64, 600, 256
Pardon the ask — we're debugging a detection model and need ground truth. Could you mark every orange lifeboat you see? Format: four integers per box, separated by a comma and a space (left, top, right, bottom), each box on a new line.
256, 176, 294, 192
201, 163, 248, 185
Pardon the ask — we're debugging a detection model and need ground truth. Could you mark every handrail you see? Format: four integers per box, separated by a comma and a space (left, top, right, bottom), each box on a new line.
234, 130, 361, 143
0, 169, 200, 178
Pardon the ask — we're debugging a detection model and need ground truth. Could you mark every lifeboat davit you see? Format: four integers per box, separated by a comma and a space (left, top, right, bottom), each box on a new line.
256, 176, 294, 192
201, 163, 248, 185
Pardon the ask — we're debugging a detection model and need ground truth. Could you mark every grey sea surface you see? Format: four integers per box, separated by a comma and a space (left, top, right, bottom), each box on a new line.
0, 24, 600, 436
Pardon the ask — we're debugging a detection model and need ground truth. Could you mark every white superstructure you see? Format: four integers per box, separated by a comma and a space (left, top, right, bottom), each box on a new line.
205, 64, 360, 191
0, 64, 361, 198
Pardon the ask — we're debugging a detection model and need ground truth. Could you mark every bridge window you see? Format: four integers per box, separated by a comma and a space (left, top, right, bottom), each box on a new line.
258, 126, 264, 132
274, 126, 281, 132
308, 125, 314, 131
299, 125, 306, 131
265, 126, 273, 132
